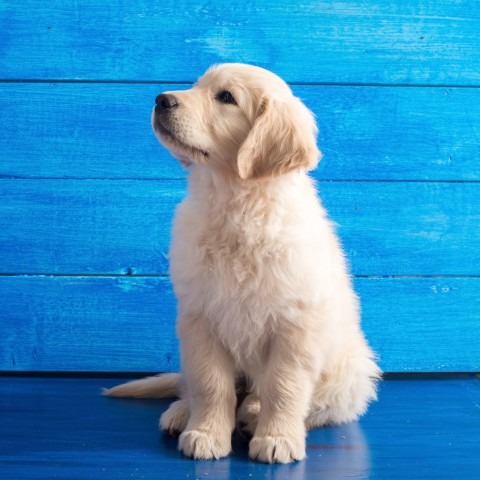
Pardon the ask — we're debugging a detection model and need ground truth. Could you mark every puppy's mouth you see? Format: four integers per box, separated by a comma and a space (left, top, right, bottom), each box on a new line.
154, 118, 209, 159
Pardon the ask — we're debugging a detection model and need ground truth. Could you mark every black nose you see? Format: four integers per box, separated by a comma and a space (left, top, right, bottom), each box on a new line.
155, 93, 178, 111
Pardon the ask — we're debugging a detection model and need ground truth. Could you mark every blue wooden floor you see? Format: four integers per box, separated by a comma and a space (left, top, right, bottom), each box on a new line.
1, 376, 479, 479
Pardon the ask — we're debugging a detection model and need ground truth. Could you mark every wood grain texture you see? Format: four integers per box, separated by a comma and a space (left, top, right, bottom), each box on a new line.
1, 83, 479, 180
1, 376, 479, 479
1, 179, 479, 276
0, 1, 479, 85
1, 276, 479, 372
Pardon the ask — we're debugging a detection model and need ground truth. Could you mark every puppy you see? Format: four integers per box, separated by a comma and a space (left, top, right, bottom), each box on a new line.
105, 64, 381, 464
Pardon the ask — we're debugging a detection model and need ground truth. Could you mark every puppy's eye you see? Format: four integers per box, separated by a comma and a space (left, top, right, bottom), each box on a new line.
216, 90, 237, 105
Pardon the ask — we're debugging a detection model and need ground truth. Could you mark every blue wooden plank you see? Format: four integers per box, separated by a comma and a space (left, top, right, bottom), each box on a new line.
1, 180, 479, 276
357, 278, 480, 372
0, 276, 479, 372
0, 1, 479, 85
0, 376, 479, 479
1, 83, 479, 180
0, 180, 180, 275
0, 276, 179, 373
318, 181, 480, 277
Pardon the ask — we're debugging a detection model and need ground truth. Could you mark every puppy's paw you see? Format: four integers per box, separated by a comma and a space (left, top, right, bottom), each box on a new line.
160, 400, 189, 436
179, 429, 231, 460
249, 435, 306, 464
237, 394, 260, 436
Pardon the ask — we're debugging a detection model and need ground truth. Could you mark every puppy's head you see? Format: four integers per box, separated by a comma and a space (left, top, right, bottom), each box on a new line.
152, 63, 321, 180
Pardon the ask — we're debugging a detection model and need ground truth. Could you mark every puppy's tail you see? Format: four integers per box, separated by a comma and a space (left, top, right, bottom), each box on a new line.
103, 373, 181, 398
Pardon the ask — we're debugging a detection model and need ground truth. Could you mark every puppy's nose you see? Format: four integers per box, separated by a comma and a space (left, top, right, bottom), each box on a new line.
155, 93, 178, 111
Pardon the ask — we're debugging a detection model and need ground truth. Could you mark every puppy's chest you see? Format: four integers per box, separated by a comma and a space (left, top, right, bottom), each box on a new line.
199, 208, 283, 290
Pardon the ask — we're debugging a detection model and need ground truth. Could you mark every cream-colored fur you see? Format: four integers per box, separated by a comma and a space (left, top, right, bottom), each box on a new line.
105, 64, 381, 464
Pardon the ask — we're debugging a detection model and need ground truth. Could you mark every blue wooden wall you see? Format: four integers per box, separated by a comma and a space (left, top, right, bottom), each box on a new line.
0, 1, 479, 373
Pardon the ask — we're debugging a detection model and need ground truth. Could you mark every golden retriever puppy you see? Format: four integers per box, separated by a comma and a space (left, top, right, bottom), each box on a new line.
105, 64, 381, 464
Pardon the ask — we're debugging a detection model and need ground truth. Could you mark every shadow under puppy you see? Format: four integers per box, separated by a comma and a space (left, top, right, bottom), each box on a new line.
105, 63, 381, 464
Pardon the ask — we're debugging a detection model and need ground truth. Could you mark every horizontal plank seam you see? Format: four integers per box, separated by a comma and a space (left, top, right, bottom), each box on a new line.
0, 372, 476, 378
0, 273, 479, 279
0, 273, 170, 278
1, 176, 480, 184
1, 79, 480, 89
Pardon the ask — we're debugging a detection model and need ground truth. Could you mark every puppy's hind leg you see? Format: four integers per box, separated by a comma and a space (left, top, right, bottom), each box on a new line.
306, 345, 381, 428
160, 399, 189, 437
237, 393, 260, 437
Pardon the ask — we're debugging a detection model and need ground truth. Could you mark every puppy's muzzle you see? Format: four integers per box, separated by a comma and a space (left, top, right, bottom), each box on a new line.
154, 93, 179, 134
155, 93, 178, 114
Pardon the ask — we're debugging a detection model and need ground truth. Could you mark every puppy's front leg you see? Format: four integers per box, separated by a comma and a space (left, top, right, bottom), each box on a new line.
178, 314, 236, 460
249, 331, 317, 464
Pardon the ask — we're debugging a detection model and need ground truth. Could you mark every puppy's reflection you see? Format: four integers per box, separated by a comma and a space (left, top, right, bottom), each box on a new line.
189, 422, 369, 480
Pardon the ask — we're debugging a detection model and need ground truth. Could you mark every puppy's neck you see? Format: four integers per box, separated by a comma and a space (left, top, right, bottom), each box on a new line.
189, 164, 306, 201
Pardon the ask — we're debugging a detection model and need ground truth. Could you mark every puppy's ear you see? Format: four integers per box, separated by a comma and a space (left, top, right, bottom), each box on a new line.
237, 96, 321, 180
